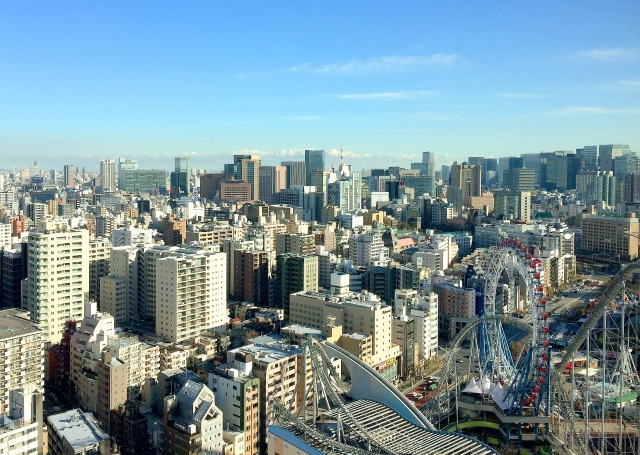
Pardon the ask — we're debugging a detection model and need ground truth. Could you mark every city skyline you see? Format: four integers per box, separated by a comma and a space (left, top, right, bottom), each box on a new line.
1, 2, 639, 170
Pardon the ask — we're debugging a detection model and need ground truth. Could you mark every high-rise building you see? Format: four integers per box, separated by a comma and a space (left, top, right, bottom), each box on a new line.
233, 250, 270, 306
304, 149, 325, 185
599, 144, 630, 172
171, 156, 191, 196
163, 381, 223, 455
162, 218, 186, 246
281, 161, 306, 187
348, 232, 389, 267
220, 180, 252, 202
120, 169, 167, 194
97, 351, 128, 433
63, 164, 74, 187
276, 254, 318, 319
233, 154, 260, 200
493, 190, 531, 222
577, 170, 616, 205
199, 172, 226, 200
422, 151, 436, 178
1, 247, 27, 308
275, 233, 315, 255
24, 222, 89, 343
577, 145, 598, 170
156, 247, 227, 342
614, 153, 639, 176
450, 162, 482, 197
258, 165, 287, 203
440, 165, 450, 183
89, 238, 111, 309
109, 403, 150, 455
503, 167, 537, 192
118, 158, 138, 190
100, 159, 116, 192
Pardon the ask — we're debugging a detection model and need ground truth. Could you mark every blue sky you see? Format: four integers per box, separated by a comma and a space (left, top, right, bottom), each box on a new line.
1, 1, 639, 172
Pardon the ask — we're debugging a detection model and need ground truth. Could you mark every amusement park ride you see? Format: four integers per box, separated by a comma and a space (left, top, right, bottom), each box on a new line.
270, 238, 640, 454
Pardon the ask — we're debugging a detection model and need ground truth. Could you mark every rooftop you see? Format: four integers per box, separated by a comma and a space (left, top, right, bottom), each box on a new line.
0, 309, 42, 341
231, 342, 302, 364
47, 409, 109, 450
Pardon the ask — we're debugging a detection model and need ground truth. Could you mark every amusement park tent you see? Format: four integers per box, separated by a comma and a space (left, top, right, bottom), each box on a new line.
462, 377, 482, 394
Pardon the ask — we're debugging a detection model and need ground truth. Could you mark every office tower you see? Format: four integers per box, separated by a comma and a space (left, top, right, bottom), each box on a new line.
48, 410, 111, 455
171, 156, 191, 196
118, 158, 138, 190
599, 144, 630, 172
63, 164, 74, 187
164, 381, 224, 455
577, 145, 598, 170
304, 149, 325, 185
220, 180, 252, 202
422, 151, 436, 178
502, 168, 537, 192
199, 172, 226, 200
326, 161, 363, 211
281, 161, 306, 187
614, 153, 639, 176
450, 162, 482, 197
24, 222, 89, 343
440, 165, 450, 183
259, 165, 287, 203
100, 159, 116, 192
582, 210, 639, 261
120, 168, 167, 194
209, 361, 261, 455
233, 250, 269, 306
310, 169, 330, 204
155, 247, 227, 342
493, 190, 532, 222
402, 176, 435, 197
624, 172, 640, 204
276, 254, 318, 319
2, 247, 27, 308
230, 154, 260, 200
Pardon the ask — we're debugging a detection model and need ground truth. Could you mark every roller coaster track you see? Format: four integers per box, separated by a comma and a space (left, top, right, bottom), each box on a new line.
555, 263, 639, 373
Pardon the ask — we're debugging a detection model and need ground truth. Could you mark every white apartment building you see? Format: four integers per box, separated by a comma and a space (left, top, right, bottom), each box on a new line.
47, 409, 110, 455
25, 222, 89, 343
348, 232, 388, 268
111, 225, 153, 246
156, 247, 227, 342
408, 292, 439, 360
70, 307, 116, 413
0, 223, 11, 249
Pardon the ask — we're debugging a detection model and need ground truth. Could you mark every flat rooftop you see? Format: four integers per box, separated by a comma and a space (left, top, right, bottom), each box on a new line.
0, 309, 42, 341
47, 409, 109, 450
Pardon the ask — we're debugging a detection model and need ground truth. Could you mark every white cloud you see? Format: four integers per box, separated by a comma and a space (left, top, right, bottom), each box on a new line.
286, 115, 323, 121
338, 90, 440, 100
554, 106, 640, 116
568, 47, 639, 62
618, 79, 640, 86
288, 54, 459, 74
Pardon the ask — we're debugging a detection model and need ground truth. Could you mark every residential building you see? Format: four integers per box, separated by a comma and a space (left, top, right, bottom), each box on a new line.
24, 222, 89, 343
100, 159, 116, 192
163, 218, 186, 245
208, 358, 261, 455
47, 409, 110, 455
96, 351, 128, 433
111, 225, 153, 246
156, 246, 227, 342
275, 232, 315, 255
234, 250, 270, 306
163, 381, 223, 455
63, 165, 74, 187
433, 282, 476, 340
348, 232, 388, 267
109, 403, 150, 455
276, 254, 318, 320
89, 238, 111, 309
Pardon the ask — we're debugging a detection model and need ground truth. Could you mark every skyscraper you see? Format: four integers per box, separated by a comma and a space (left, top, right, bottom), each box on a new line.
599, 144, 630, 172
450, 162, 482, 197
118, 157, 138, 190
422, 151, 436, 178
234, 154, 261, 200
100, 159, 116, 192
259, 165, 287, 203
304, 149, 325, 185
63, 164, 74, 187
281, 161, 306, 187
171, 156, 191, 196
576, 145, 598, 170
